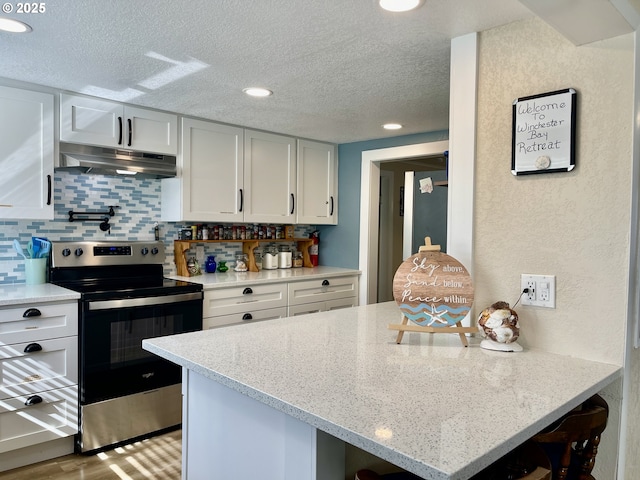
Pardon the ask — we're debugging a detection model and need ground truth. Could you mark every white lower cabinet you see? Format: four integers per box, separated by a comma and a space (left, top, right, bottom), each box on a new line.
0, 386, 78, 454
203, 275, 359, 327
203, 283, 288, 329
288, 276, 359, 316
0, 301, 78, 461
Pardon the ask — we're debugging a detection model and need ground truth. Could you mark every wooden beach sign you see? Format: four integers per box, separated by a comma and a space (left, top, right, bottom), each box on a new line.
389, 237, 476, 346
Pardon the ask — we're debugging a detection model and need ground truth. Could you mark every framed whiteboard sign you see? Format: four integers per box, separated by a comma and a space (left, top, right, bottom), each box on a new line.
512, 88, 576, 175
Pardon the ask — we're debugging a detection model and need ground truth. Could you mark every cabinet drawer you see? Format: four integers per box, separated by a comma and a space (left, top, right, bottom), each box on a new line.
204, 284, 287, 317
288, 276, 358, 306
289, 302, 325, 316
0, 336, 77, 400
0, 302, 77, 344
203, 307, 288, 329
0, 385, 78, 453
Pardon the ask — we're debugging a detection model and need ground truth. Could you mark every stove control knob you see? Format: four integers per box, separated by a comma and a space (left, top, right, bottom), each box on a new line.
151, 247, 159, 255
75, 248, 83, 257
62, 248, 71, 257
141, 247, 149, 255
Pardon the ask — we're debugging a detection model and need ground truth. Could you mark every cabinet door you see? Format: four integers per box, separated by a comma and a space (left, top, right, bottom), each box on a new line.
297, 139, 337, 225
244, 130, 296, 223
125, 106, 177, 155
60, 93, 122, 147
0, 86, 54, 219
167, 118, 244, 222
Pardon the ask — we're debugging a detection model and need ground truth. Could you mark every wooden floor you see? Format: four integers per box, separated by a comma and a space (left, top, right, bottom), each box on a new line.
0, 430, 181, 480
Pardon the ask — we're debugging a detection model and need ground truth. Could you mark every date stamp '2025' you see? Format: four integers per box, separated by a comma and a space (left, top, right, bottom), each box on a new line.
2, 2, 46, 14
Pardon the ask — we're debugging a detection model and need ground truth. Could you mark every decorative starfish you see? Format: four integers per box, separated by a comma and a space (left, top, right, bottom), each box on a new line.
425, 304, 447, 326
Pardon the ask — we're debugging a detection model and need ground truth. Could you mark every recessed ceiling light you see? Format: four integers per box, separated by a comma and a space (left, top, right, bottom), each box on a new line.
243, 87, 273, 98
378, 0, 424, 12
383, 123, 403, 130
0, 17, 32, 33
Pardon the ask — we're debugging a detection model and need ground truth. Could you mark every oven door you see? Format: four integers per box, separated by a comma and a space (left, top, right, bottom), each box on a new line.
80, 292, 203, 404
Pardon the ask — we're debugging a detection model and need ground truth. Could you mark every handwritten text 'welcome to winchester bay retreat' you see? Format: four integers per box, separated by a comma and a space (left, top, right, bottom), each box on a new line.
515, 96, 569, 155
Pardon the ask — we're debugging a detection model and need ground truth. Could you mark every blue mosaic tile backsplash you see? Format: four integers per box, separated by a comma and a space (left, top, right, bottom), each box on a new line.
0, 172, 314, 284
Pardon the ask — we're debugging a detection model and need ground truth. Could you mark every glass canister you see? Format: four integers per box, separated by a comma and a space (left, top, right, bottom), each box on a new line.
292, 250, 303, 268
278, 244, 292, 269
234, 252, 248, 272
263, 245, 278, 270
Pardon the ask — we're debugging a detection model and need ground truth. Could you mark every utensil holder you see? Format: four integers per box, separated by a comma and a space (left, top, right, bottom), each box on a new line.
25, 258, 47, 285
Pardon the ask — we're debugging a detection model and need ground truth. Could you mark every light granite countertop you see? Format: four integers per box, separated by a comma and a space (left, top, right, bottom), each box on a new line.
0, 283, 80, 307
168, 265, 360, 289
143, 301, 621, 480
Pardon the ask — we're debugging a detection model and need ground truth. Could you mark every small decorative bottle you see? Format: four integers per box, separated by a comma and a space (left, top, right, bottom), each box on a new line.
217, 260, 228, 273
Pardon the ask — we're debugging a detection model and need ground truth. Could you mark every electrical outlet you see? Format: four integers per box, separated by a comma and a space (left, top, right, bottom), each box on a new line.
520, 274, 555, 308
525, 280, 536, 302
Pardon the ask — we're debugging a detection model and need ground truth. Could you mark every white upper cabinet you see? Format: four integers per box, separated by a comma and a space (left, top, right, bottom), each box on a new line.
0, 86, 54, 220
60, 94, 178, 155
243, 130, 297, 224
296, 139, 337, 225
162, 118, 244, 222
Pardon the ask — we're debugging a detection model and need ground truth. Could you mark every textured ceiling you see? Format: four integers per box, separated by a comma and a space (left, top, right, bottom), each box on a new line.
0, 0, 538, 143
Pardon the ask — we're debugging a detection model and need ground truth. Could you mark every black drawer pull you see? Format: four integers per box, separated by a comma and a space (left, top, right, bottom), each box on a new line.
242, 313, 253, 321
24, 343, 43, 353
322, 279, 330, 286
23, 308, 42, 318
242, 287, 253, 295
25, 395, 43, 406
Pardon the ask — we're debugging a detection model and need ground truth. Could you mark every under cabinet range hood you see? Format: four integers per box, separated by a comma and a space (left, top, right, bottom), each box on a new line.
57, 143, 177, 179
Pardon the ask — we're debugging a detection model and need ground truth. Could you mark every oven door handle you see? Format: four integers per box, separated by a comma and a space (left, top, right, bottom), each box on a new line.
87, 292, 203, 311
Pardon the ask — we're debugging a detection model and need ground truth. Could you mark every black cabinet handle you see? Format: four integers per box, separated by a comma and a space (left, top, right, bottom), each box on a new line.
117, 116, 123, 145
46, 175, 52, 205
242, 287, 253, 295
242, 313, 253, 321
329, 196, 334, 216
25, 395, 43, 406
24, 343, 43, 353
127, 118, 132, 146
239, 189, 243, 212
290, 193, 295, 215
322, 279, 330, 286
23, 308, 42, 318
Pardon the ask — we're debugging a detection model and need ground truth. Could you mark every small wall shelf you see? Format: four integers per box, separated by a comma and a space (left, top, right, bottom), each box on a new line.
174, 238, 315, 276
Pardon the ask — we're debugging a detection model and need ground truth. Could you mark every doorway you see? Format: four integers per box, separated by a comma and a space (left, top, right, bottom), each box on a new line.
377, 156, 448, 303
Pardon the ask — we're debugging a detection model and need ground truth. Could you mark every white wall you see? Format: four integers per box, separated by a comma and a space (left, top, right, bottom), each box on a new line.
475, 18, 633, 478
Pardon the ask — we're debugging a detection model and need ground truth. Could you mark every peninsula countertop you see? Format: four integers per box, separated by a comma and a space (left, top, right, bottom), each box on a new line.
142, 301, 621, 479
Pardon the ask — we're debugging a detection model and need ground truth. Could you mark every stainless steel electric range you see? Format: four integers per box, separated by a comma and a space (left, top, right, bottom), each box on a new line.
49, 240, 203, 453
